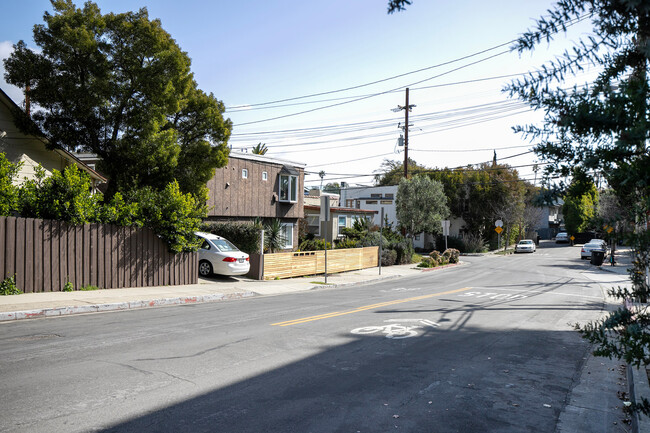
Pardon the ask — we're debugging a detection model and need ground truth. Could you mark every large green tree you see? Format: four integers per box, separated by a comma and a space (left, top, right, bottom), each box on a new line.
395, 174, 449, 239
3, 0, 231, 199
506, 0, 650, 414
562, 169, 598, 234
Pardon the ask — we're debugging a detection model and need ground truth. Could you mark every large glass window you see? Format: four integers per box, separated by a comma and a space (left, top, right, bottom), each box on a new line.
279, 174, 298, 203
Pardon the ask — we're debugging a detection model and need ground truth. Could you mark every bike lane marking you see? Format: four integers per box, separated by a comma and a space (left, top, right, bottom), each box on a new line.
271, 287, 472, 327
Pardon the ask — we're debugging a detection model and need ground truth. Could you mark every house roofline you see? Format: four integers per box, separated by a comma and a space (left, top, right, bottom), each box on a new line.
0, 87, 107, 183
228, 150, 306, 168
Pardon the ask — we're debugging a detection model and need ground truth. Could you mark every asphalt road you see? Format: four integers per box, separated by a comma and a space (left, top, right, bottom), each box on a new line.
0, 242, 614, 432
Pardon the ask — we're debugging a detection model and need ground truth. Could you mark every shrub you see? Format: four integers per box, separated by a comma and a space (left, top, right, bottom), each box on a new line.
0, 275, 21, 295
131, 181, 204, 253
203, 222, 262, 254
418, 257, 437, 268
0, 153, 21, 216
390, 239, 415, 264
434, 234, 465, 252
462, 233, 488, 253
18, 164, 101, 224
381, 249, 397, 266
359, 231, 388, 247
299, 238, 330, 251
443, 248, 460, 264
62, 281, 74, 292
335, 238, 360, 249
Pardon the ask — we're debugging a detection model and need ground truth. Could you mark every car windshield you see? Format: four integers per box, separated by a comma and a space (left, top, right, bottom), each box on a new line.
213, 239, 240, 252
519, 240, 533, 244
584, 243, 602, 249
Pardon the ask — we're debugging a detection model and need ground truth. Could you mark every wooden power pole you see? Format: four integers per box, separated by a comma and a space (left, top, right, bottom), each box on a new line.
393, 88, 416, 179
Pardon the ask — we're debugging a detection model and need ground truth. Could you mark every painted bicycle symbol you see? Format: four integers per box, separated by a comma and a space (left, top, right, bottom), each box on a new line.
351, 324, 422, 339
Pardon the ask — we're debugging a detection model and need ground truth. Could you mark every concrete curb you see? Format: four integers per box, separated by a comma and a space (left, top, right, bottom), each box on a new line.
0, 291, 257, 322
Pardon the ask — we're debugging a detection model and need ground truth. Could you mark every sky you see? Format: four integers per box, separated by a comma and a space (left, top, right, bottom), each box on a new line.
0, 0, 600, 190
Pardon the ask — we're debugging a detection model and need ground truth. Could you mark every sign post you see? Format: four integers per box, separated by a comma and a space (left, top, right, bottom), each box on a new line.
320, 196, 331, 284
495, 220, 503, 250
441, 220, 450, 250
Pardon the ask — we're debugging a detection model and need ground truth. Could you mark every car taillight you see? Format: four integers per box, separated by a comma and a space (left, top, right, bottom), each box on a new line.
246, 257, 250, 261
581, 248, 585, 252
222, 257, 237, 262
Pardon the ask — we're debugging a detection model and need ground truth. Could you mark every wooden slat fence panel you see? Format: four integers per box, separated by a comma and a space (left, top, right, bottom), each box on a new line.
0, 216, 197, 292
263, 246, 378, 280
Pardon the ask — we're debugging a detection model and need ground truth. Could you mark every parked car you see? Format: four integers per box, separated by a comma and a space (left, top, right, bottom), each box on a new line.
580, 242, 608, 260
515, 239, 536, 253
195, 232, 250, 277
589, 239, 607, 248
555, 232, 569, 243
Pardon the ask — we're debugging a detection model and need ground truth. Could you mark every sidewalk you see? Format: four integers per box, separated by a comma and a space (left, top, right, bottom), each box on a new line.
577, 246, 650, 433
0, 262, 441, 321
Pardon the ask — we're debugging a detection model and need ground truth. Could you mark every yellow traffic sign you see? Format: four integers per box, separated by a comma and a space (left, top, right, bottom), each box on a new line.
607, 226, 614, 233
570, 235, 575, 241
495, 227, 503, 234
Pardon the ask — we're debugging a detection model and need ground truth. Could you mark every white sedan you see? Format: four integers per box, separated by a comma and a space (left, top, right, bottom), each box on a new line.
515, 239, 536, 253
196, 232, 250, 277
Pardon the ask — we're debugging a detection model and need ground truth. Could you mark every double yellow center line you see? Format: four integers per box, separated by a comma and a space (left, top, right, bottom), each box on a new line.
272, 287, 472, 327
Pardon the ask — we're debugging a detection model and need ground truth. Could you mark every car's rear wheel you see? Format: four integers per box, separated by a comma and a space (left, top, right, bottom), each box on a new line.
198, 260, 213, 277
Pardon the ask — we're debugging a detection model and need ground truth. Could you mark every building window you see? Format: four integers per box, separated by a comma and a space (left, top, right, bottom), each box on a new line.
338, 215, 346, 230
279, 174, 298, 203
414, 233, 421, 240
346, 199, 354, 208
370, 193, 382, 198
380, 200, 392, 204
307, 215, 320, 236
262, 171, 268, 181
366, 200, 378, 204
242, 169, 248, 179
384, 193, 394, 199
281, 223, 293, 249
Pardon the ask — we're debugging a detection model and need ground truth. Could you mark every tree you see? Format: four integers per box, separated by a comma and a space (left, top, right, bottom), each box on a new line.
507, 0, 650, 415
3, 0, 231, 199
322, 182, 341, 194
374, 158, 428, 185
562, 170, 598, 234
395, 174, 449, 239
251, 142, 268, 155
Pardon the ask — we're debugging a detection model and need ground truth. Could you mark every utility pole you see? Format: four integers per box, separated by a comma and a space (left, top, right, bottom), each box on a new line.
392, 88, 416, 179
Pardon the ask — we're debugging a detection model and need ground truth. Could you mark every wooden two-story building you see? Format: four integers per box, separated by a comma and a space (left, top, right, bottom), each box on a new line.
205, 151, 305, 250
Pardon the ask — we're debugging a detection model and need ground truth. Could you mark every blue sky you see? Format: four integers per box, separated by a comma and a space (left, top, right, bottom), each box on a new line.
1, 1, 598, 188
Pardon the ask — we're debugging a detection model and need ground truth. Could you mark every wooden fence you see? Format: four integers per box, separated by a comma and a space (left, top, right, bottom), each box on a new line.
0, 216, 197, 293
261, 246, 379, 280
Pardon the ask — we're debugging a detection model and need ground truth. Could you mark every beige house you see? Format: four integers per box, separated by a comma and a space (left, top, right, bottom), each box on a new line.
0, 88, 106, 190
304, 189, 377, 243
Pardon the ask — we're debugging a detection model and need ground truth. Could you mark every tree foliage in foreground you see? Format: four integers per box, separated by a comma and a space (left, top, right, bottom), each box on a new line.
507, 0, 650, 415
3, 0, 231, 199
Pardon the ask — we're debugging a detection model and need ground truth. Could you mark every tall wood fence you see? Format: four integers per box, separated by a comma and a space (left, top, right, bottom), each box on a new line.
0, 216, 197, 293
261, 246, 379, 280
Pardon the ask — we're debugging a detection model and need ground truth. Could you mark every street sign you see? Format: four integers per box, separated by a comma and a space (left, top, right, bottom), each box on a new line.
570, 235, 575, 241
607, 226, 614, 234
495, 219, 503, 227
495, 226, 503, 234
441, 220, 450, 236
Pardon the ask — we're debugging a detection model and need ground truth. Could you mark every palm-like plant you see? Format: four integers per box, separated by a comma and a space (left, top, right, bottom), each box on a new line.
251, 142, 268, 155
264, 218, 287, 253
